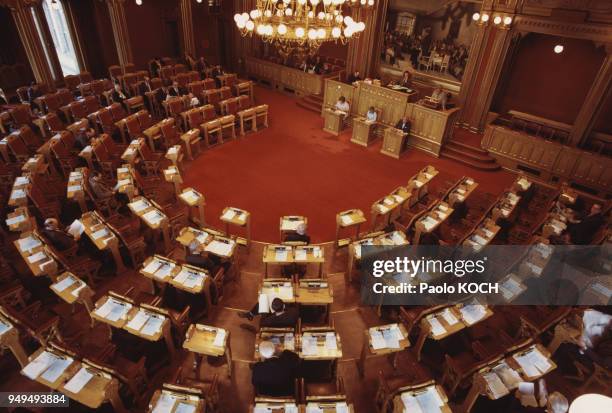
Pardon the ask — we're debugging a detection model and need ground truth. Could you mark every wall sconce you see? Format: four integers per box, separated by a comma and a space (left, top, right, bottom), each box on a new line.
503, 16, 512, 25
481, 13, 490, 23
554, 45, 564, 54
135, 0, 143, 5
472, 13, 480, 21
493, 16, 502, 25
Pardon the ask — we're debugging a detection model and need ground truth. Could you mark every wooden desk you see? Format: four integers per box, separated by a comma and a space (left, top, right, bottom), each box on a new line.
121, 138, 144, 165
140, 254, 180, 291
323, 108, 345, 136
462, 343, 557, 413
8, 175, 29, 207
250, 400, 299, 413
258, 279, 296, 309
497, 273, 527, 304
295, 279, 333, 306
404, 103, 460, 156
148, 387, 205, 413
50, 272, 95, 325
280, 216, 308, 241
60, 361, 127, 412
183, 323, 232, 377
462, 218, 500, 252
5, 206, 33, 232
407, 166, 438, 207
0, 312, 28, 367
14, 232, 59, 277
392, 383, 451, 413
358, 323, 409, 377
304, 401, 354, 412
79, 145, 94, 170
163, 165, 183, 198
414, 202, 454, 244
66, 168, 88, 212
347, 231, 409, 283
221, 206, 251, 247
255, 328, 297, 360
165, 144, 183, 171
128, 196, 171, 252
179, 187, 206, 226
414, 303, 493, 361
181, 128, 201, 160
299, 329, 342, 361
81, 211, 126, 272
335, 209, 366, 247
116, 165, 136, 200
381, 127, 408, 159
294, 245, 324, 276
447, 177, 478, 208
491, 191, 521, 223
351, 117, 377, 147
263, 245, 294, 277
371, 187, 410, 230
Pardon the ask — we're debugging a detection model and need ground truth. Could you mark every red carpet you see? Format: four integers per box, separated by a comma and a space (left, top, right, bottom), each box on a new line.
183, 86, 516, 243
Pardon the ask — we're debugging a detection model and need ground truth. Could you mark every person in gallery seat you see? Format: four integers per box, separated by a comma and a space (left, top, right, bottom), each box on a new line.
399, 70, 412, 88
568, 203, 604, 244
167, 81, 183, 98
347, 70, 361, 84
238, 297, 299, 327
42, 218, 77, 252
396, 116, 411, 134
283, 223, 311, 244
334, 96, 350, 115
111, 82, 127, 106
251, 341, 300, 397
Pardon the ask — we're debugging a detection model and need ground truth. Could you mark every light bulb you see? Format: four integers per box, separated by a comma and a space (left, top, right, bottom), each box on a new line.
472, 13, 480, 21
317, 28, 326, 38
554, 45, 564, 54
246, 20, 254, 31
310, 0, 319, 5
278, 24, 287, 35
318, 11, 325, 19
493, 16, 501, 25
367, 0, 374, 5
285, 8, 293, 16
335, 15, 343, 23
332, 27, 341, 38
237, 20, 245, 29
295, 27, 305, 38
234, 14, 241, 23
308, 11, 314, 18
357, 22, 365, 31
481, 13, 489, 22
241, 12, 249, 21
135, 0, 142, 5
503, 16, 512, 25
308, 29, 317, 39
344, 16, 353, 24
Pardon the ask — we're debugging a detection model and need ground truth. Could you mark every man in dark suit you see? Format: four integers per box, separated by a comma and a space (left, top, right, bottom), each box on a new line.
42, 218, 77, 251
347, 71, 361, 84
396, 116, 411, 134
251, 341, 300, 396
283, 223, 310, 244
111, 83, 127, 105
185, 242, 231, 274
239, 297, 299, 328
569, 203, 604, 244
167, 81, 182, 97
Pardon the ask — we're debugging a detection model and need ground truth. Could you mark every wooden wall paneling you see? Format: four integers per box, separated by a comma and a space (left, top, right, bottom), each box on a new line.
355, 83, 408, 126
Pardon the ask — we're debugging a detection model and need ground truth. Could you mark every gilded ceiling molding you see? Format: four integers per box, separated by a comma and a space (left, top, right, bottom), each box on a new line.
523, 0, 612, 13
513, 14, 612, 43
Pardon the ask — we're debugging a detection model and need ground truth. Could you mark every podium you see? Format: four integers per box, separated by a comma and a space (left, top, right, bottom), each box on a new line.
323, 108, 344, 135
351, 118, 376, 146
381, 127, 407, 159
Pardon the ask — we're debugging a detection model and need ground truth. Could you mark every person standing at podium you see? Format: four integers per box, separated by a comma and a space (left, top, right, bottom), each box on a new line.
396, 116, 411, 134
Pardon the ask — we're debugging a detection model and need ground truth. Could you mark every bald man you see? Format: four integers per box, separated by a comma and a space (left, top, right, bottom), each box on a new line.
41, 218, 76, 251
251, 340, 300, 396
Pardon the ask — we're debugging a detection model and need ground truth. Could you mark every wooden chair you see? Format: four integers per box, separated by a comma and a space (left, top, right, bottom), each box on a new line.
92, 140, 121, 179
83, 95, 99, 115
219, 86, 232, 100
109, 102, 127, 121
138, 140, 164, 176
170, 368, 220, 412
79, 71, 93, 84
109, 65, 122, 80
136, 109, 153, 130
180, 129, 201, 160
203, 119, 222, 147
159, 118, 180, 148
49, 139, 79, 178
108, 221, 147, 268
64, 74, 80, 91
6, 131, 31, 163
96, 107, 119, 136
69, 100, 88, 121
123, 63, 136, 74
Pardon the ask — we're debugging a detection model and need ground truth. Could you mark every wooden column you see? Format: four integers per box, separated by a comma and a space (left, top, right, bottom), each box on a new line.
178, 0, 195, 57
346, 0, 388, 78
457, 21, 514, 133
106, 0, 133, 67
569, 51, 612, 147
3, 0, 55, 87
456, 21, 488, 128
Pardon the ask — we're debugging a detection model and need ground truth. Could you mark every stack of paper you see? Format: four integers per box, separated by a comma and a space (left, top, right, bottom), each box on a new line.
428, 317, 446, 336
460, 304, 487, 325
302, 335, 318, 356
483, 371, 509, 398
441, 309, 459, 325
421, 216, 438, 231
213, 329, 226, 347
377, 204, 389, 214
141, 315, 164, 336
18, 236, 42, 252
370, 329, 386, 350
500, 276, 523, 301
281, 219, 301, 231
94, 298, 131, 322
152, 393, 176, 413
143, 259, 162, 275
0, 320, 11, 335
53, 276, 76, 293
493, 362, 522, 389
175, 403, 196, 413
63, 367, 94, 394
222, 209, 236, 220
130, 199, 149, 213
205, 240, 233, 256
143, 210, 164, 225
6, 214, 26, 226
513, 347, 552, 377
382, 326, 401, 349
325, 332, 338, 350
274, 248, 289, 261
340, 214, 353, 226
294, 249, 307, 261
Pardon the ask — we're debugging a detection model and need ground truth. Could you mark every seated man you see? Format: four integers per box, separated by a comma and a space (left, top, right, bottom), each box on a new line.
334, 96, 350, 115
430, 87, 448, 110
41, 218, 77, 251
185, 241, 230, 275
347, 70, 361, 84
239, 297, 299, 328
568, 203, 604, 244
88, 171, 115, 202
396, 116, 411, 134
399, 70, 412, 88
365, 106, 378, 123
111, 82, 127, 105
251, 341, 300, 397
284, 223, 310, 244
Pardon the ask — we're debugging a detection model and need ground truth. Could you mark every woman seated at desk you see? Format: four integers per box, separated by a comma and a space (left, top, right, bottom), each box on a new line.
428, 87, 448, 110
334, 96, 350, 115
365, 106, 377, 123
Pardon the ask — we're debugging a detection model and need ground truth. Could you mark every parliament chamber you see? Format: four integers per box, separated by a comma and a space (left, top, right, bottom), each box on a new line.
0, 0, 611, 412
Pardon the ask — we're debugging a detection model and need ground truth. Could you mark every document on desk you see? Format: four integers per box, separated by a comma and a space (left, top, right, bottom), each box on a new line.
275, 248, 289, 261
143, 210, 164, 225
6, 214, 26, 226
258, 293, 270, 313
143, 259, 162, 275
302, 335, 318, 356
428, 317, 446, 337
460, 304, 487, 325
441, 308, 459, 326
127, 309, 149, 331
15, 176, 29, 186
0, 320, 11, 336
401, 394, 424, 413
67, 185, 81, 193
64, 366, 94, 394
294, 249, 307, 261
305, 405, 323, 413
493, 362, 521, 389
183, 272, 204, 289
421, 216, 438, 231
377, 204, 389, 214
152, 393, 176, 413
53, 276, 76, 293
391, 232, 405, 245
325, 332, 338, 350
22, 351, 56, 380
513, 350, 542, 378
175, 403, 196, 413
340, 214, 353, 226
205, 240, 233, 256
222, 209, 236, 221
18, 236, 42, 252
415, 387, 444, 413
117, 179, 131, 187
213, 329, 226, 347
130, 199, 149, 213
27, 251, 47, 264
154, 262, 175, 280
92, 228, 109, 240
71, 282, 87, 298
370, 330, 386, 350
383, 326, 402, 349
283, 404, 299, 413
483, 371, 509, 398
141, 315, 164, 336
40, 356, 73, 383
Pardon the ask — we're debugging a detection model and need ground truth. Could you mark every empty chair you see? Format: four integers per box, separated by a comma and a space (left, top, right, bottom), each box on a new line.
203, 78, 216, 90
42, 93, 62, 113
109, 102, 127, 121
41, 113, 65, 137
69, 100, 88, 120
9, 104, 32, 125
123, 63, 136, 74
136, 110, 153, 130
219, 86, 232, 100
6, 130, 31, 162
64, 75, 80, 91
79, 71, 93, 83
57, 88, 73, 106
84, 95, 99, 114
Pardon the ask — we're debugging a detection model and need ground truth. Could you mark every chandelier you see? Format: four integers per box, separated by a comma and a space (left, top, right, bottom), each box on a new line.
233, 0, 374, 48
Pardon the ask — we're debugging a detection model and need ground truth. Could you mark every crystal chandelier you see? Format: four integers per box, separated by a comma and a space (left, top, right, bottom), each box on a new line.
234, 0, 374, 48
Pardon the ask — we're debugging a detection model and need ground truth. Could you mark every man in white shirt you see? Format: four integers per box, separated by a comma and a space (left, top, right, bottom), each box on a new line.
365, 106, 377, 123
334, 96, 350, 114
